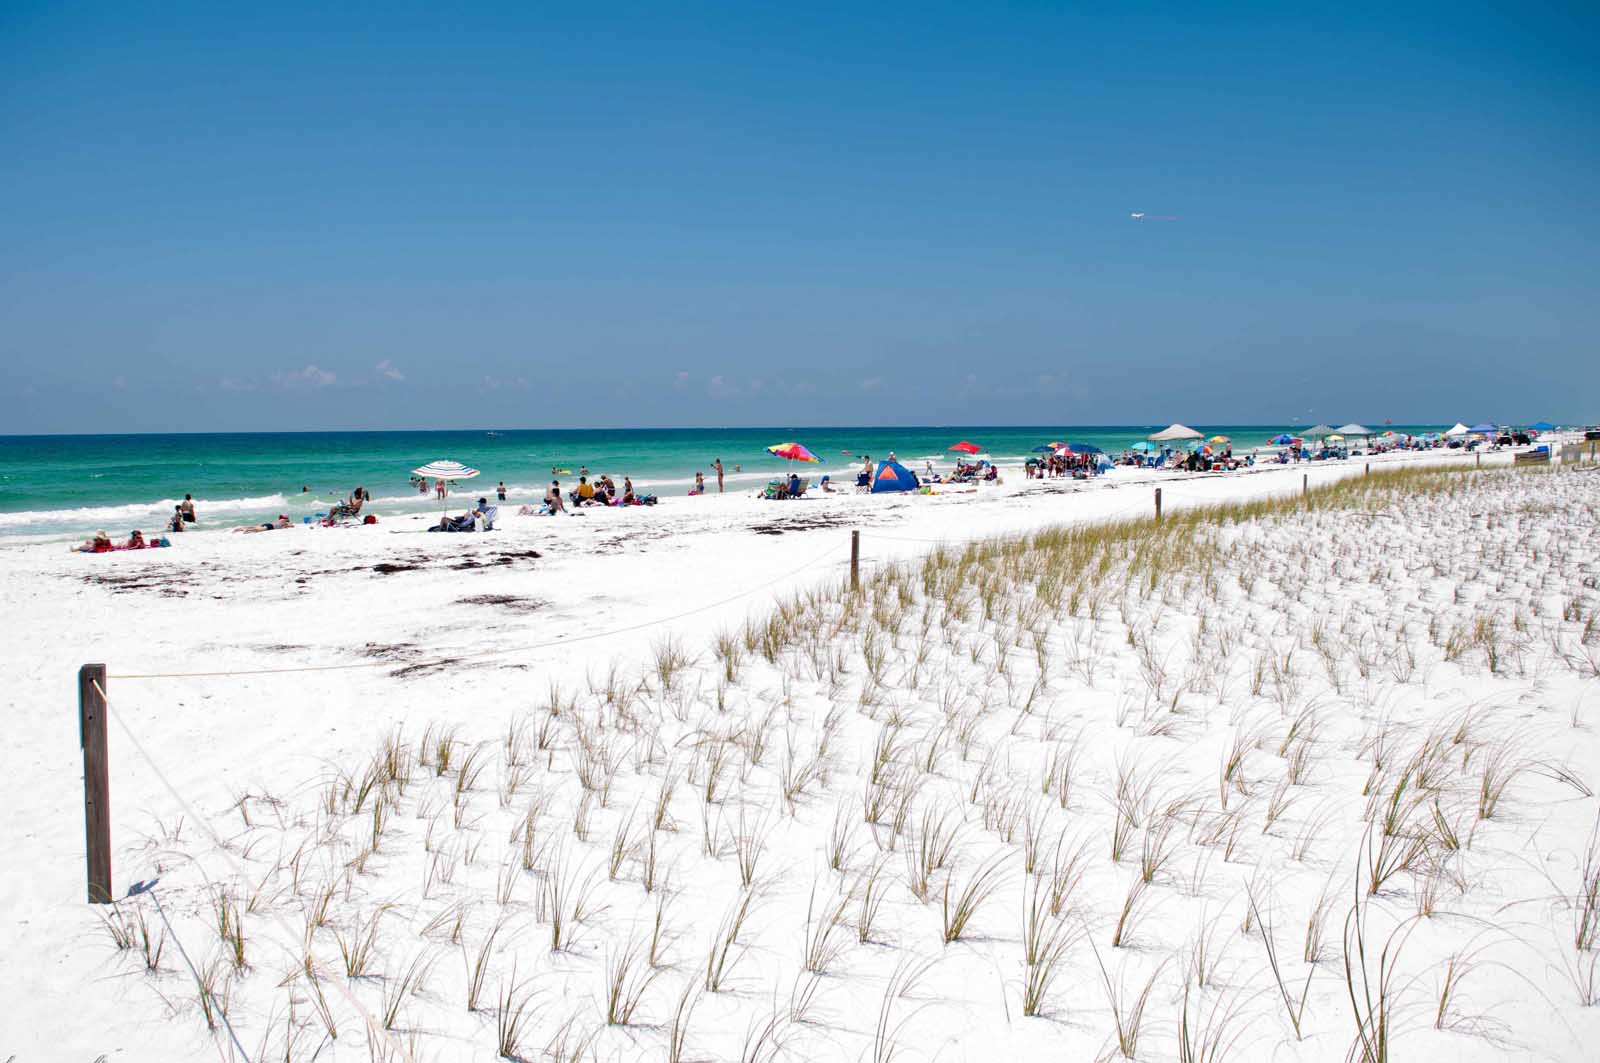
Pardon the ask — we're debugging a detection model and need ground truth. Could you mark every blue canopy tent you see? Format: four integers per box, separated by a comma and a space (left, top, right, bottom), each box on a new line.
1469, 423, 1498, 434
871, 459, 920, 493
1530, 421, 1555, 432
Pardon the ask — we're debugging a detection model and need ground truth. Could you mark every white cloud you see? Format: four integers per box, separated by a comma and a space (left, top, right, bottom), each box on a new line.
480, 375, 529, 392
375, 359, 405, 381
219, 376, 258, 393
272, 365, 337, 390
707, 375, 741, 399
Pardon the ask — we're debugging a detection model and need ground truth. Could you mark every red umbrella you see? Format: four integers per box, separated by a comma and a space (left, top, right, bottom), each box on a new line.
948, 440, 982, 454
767, 442, 820, 463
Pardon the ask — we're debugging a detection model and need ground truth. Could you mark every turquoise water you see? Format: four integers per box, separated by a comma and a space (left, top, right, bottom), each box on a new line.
0, 425, 1443, 539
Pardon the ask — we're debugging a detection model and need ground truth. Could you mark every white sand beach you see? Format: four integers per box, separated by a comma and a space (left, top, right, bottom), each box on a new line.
4, 447, 1598, 1062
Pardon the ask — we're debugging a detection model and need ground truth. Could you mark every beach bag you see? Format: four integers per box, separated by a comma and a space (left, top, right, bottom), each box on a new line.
364, 514, 378, 525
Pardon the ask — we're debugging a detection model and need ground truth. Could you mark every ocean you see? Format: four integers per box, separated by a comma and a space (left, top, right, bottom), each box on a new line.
0, 424, 1444, 540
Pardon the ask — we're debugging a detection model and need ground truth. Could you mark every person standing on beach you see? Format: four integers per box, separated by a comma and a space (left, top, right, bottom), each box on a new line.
714, 458, 724, 492
497, 481, 507, 501
436, 478, 447, 500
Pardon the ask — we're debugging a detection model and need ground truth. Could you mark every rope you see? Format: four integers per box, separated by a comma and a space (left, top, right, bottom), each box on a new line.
97, 679, 411, 1062
141, 883, 252, 1063
110, 539, 846, 681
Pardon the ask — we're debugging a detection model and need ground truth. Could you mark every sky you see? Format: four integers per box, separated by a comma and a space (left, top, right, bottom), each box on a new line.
1, 1, 1596, 433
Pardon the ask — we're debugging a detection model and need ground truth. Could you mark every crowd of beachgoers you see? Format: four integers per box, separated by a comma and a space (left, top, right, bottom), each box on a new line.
62, 423, 1580, 555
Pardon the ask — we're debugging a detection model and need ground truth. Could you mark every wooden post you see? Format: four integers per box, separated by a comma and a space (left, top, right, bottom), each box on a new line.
1364, 463, 1370, 477
1154, 487, 1162, 522
849, 530, 860, 591
79, 663, 112, 904
1476, 452, 1481, 468
1302, 474, 1308, 498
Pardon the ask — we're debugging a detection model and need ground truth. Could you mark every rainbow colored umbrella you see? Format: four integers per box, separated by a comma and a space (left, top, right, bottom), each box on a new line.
767, 442, 820, 464
1207, 435, 1231, 444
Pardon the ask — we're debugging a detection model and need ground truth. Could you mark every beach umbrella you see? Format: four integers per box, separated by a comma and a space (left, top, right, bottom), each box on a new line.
1207, 435, 1231, 444
1327, 434, 1345, 442
948, 440, 982, 454
1268, 433, 1297, 445
1130, 441, 1159, 452
412, 459, 481, 481
767, 442, 821, 464
1067, 443, 1104, 455
1031, 445, 1056, 453
1148, 424, 1203, 442
1530, 421, 1555, 432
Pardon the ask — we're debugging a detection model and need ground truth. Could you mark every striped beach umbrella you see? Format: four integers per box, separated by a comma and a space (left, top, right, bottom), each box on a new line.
412, 460, 481, 481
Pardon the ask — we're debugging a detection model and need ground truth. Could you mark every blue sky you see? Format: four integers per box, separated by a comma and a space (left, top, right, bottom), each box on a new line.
2, 1, 1595, 432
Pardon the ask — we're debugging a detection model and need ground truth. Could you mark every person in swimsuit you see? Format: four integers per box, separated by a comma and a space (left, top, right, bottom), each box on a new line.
714, 458, 724, 493
180, 494, 197, 522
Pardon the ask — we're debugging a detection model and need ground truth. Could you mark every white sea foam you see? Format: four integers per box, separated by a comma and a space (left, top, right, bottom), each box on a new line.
0, 493, 295, 531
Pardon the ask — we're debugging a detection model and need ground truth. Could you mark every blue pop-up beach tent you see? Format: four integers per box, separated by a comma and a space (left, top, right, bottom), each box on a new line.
871, 459, 920, 493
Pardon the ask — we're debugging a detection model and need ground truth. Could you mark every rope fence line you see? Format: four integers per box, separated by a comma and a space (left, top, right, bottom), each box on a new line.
141, 882, 252, 1063
97, 678, 414, 1063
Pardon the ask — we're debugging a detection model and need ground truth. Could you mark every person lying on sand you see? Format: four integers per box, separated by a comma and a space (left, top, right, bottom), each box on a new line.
431, 498, 496, 532
235, 514, 292, 533
73, 530, 115, 553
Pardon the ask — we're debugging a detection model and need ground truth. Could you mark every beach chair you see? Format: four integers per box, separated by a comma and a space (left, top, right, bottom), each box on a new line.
790, 478, 811, 498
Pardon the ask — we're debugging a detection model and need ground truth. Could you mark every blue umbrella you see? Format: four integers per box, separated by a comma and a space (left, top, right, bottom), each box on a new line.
1130, 441, 1159, 452
1031, 445, 1056, 453
1067, 443, 1103, 455
1268, 433, 1297, 445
